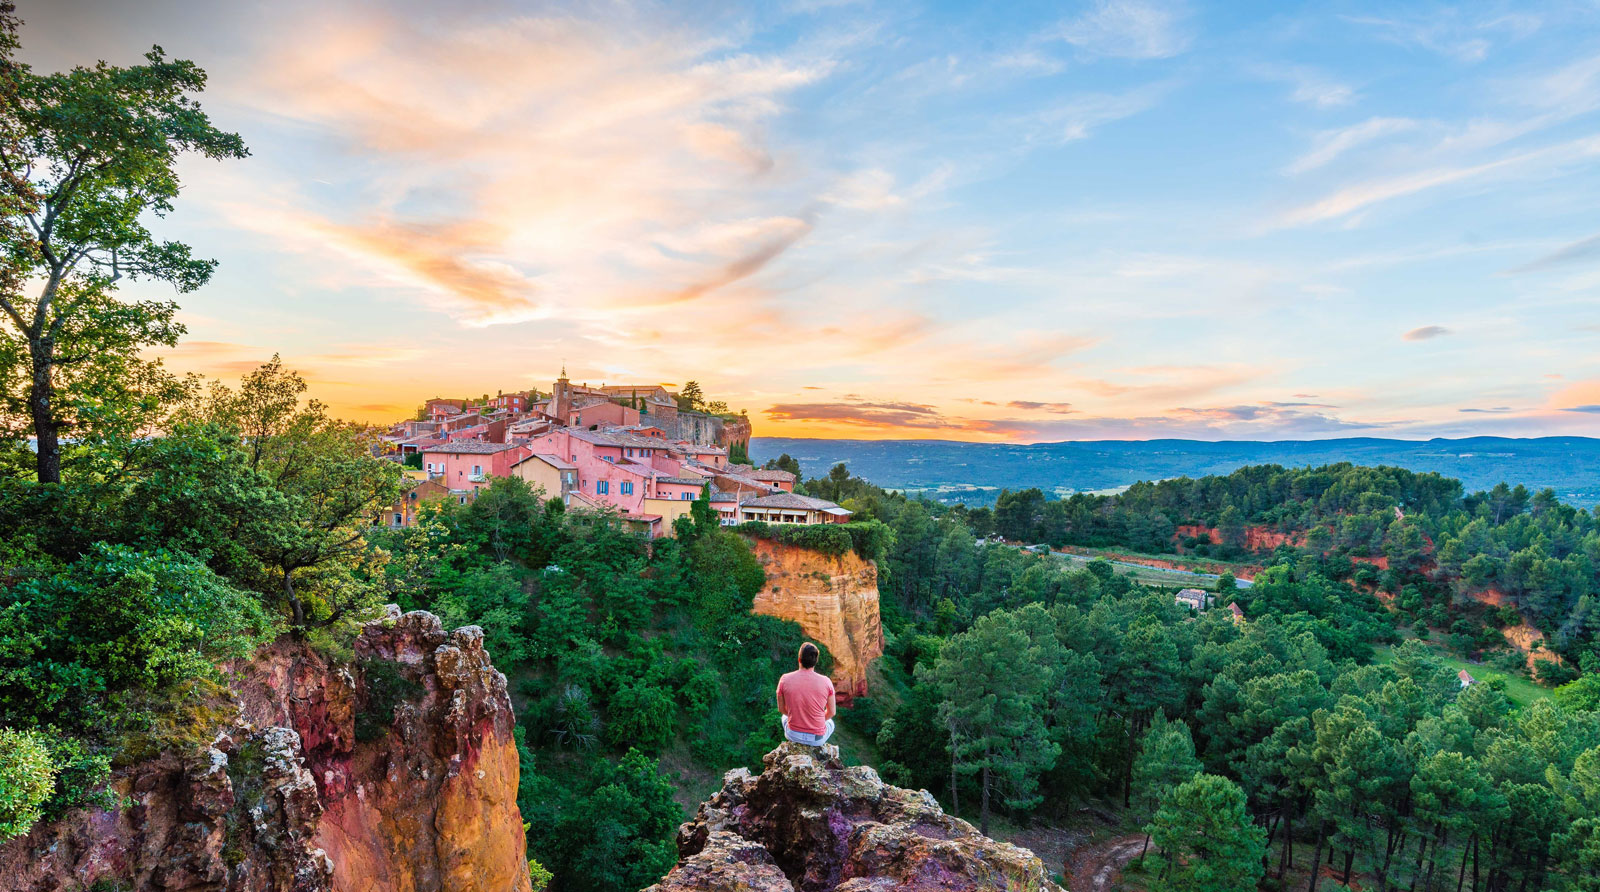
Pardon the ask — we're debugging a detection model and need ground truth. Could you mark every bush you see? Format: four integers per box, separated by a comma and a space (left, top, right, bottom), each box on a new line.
0, 728, 56, 839
0, 544, 278, 736
733, 520, 894, 561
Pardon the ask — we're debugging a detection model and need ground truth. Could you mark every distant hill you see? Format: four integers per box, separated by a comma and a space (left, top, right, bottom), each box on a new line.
749, 436, 1600, 508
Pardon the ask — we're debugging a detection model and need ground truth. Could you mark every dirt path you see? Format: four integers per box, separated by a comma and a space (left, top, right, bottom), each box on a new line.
1065, 833, 1148, 892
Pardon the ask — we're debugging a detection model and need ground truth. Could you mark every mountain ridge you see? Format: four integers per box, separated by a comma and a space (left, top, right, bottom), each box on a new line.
751, 435, 1600, 506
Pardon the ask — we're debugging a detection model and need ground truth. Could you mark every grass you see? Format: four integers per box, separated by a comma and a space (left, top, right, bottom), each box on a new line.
1049, 550, 1242, 591
1373, 639, 1550, 709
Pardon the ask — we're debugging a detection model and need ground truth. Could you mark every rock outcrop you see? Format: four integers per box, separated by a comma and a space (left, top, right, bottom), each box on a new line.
746, 539, 883, 699
647, 743, 1067, 892
0, 607, 533, 892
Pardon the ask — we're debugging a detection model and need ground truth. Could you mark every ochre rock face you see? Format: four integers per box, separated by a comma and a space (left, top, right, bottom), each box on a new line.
0, 607, 533, 892
746, 538, 883, 699
646, 743, 1066, 892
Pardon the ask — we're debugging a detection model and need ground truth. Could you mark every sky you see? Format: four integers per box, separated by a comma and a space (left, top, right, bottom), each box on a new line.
18, 0, 1600, 441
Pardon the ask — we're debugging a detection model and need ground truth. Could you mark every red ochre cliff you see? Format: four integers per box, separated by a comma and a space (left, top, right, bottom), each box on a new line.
0, 606, 533, 892
746, 538, 884, 699
646, 742, 1066, 892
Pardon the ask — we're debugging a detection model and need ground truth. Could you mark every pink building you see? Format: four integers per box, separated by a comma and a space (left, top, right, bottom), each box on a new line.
569, 399, 641, 429
422, 442, 530, 498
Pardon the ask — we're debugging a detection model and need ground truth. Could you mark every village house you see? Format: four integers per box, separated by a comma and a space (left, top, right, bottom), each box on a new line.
421, 441, 529, 500
1175, 588, 1211, 611
746, 468, 797, 492
1228, 602, 1246, 623
509, 453, 578, 501
385, 477, 451, 528
738, 493, 852, 525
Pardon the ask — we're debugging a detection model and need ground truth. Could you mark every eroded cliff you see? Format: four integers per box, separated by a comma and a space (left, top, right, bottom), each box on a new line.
647, 743, 1067, 892
0, 607, 532, 892
746, 538, 883, 699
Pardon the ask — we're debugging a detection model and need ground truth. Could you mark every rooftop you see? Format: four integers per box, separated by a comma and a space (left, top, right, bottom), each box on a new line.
741, 492, 847, 511
422, 441, 521, 455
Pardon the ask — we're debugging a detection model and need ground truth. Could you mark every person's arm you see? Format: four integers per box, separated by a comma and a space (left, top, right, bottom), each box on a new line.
825, 681, 837, 719
775, 678, 785, 714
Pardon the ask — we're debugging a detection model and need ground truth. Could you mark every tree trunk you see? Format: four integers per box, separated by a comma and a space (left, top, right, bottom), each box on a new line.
285, 571, 305, 627
948, 722, 959, 819
1307, 820, 1326, 892
1455, 832, 1472, 892
1411, 834, 1428, 892
980, 761, 991, 837
1280, 811, 1294, 877
1471, 833, 1480, 892
29, 335, 61, 484
1343, 849, 1355, 886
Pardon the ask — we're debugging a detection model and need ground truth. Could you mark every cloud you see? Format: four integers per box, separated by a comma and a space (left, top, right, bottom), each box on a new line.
314, 217, 540, 321
1459, 406, 1513, 413
1255, 64, 1356, 109
764, 400, 957, 429
1007, 400, 1077, 414
1403, 325, 1452, 341
1341, 11, 1540, 63
1278, 133, 1600, 227
1511, 233, 1600, 273
1031, 85, 1169, 142
1564, 404, 1600, 414
1286, 117, 1418, 175
1053, 0, 1191, 60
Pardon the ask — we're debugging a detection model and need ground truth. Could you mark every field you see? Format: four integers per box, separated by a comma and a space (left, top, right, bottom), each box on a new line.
1373, 640, 1550, 709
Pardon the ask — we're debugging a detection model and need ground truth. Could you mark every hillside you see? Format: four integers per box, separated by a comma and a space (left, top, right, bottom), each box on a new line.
751, 436, 1600, 507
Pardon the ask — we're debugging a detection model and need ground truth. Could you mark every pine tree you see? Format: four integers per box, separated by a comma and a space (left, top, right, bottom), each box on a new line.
1147, 774, 1266, 892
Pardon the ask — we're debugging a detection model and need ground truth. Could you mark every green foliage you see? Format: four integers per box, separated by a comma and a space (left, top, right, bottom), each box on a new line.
0, 728, 54, 839
1146, 773, 1265, 892
733, 519, 893, 562
0, 543, 276, 736
0, 20, 247, 483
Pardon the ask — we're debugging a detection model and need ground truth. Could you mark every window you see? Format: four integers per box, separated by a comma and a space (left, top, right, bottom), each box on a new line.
393, 513, 402, 525
597, 480, 609, 494
680, 491, 692, 500
621, 481, 633, 495
459, 496, 467, 505
473, 464, 482, 475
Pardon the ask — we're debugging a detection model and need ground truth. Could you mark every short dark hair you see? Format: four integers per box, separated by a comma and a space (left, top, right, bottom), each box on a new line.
798, 642, 820, 669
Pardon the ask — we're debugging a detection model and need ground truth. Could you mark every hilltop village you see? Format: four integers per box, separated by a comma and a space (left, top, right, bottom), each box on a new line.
380, 372, 849, 536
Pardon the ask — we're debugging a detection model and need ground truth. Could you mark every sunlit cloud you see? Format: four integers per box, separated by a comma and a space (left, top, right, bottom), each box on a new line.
1403, 325, 1452, 341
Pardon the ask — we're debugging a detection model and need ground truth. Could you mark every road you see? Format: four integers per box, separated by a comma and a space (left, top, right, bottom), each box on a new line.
1065, 834, 1150, 892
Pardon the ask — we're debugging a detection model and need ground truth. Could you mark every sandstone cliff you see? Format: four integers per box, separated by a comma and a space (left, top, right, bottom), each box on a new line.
0, 607, 532, 892
746, 539, 883, 699
647, 743, 1066, 892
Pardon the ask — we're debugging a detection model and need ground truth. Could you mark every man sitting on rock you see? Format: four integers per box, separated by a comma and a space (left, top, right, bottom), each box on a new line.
777, 642, 836, 746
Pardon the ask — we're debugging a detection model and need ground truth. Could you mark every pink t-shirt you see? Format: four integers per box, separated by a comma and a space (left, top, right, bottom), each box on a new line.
777, 668, 835, 734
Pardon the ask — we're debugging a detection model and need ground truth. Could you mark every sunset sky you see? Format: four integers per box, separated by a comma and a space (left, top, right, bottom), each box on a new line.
21, 0, 1600, 441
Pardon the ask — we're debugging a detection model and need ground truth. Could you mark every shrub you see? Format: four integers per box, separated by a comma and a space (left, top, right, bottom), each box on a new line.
733, 520, 894, 561
0, 728, 56, 839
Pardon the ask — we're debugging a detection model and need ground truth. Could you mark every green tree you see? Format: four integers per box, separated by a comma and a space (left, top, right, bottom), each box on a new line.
1147, 773, 1266, 892
199, 358, 399, 627
921, 606, 1059, 834
0, 16, 247, 483
550, 750, 681, 892
1132, 713, 1201, 859
677, 380, 703, 411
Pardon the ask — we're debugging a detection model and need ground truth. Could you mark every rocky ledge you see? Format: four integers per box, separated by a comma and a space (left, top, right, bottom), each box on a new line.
646, 743, 1067, 892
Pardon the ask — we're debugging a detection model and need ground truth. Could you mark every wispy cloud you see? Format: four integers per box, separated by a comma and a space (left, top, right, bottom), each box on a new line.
1286, 117, 1417, 174
1403, 325, 1452, 341
1511, 233, 1600, 273
1052, 0, 1192, 60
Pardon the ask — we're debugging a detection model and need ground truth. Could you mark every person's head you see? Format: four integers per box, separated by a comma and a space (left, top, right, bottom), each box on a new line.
798, 642, 819, 670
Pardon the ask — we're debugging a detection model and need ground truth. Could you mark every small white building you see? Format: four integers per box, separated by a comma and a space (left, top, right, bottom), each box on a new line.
1176, 588, 1211, 611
